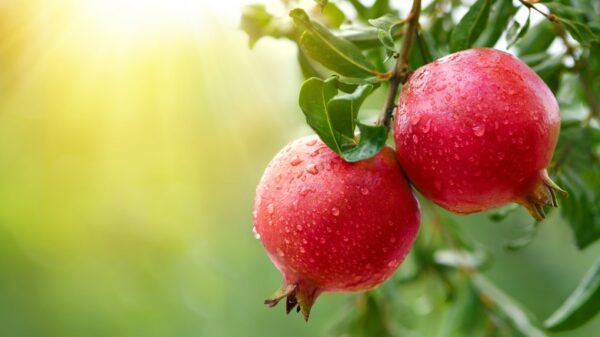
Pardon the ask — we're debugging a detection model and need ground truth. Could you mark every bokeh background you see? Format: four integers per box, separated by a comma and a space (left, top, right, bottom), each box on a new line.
0, 0, 598, 336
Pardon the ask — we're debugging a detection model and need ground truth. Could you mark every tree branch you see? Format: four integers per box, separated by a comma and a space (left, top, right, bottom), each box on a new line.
378, 0, 421, 129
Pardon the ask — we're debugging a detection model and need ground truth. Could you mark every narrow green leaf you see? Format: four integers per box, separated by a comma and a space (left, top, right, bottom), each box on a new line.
507, 11, 531, 48
439, 282, 487, 337
554, 126, 600, 249
531, 54, 564, 93
449, 0, 493, 52
505, 20, 522, 47
516, 21, 556, 56
341, 123, 387, 162
543, 3, 586, 20
471, 274, 548, 337
476, 0, 519, 48
544, 258, 600, 331
560, 18, 599, 46
290, 8, 379, 78
299, 77, 345, 154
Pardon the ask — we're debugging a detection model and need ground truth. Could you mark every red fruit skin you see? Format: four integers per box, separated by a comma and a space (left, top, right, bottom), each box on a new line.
254, 136, 420, 296
394, 48, 560, 214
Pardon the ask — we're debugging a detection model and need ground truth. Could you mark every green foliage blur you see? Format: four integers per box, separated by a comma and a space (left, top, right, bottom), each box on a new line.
0, 0, 598, 337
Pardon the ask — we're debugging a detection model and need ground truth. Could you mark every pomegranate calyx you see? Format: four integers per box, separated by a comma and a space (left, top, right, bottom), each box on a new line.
264, 282, 321, 321
517, 170, 566, 221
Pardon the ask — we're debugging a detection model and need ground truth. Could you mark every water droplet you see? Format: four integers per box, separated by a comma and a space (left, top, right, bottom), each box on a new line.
252, 226, 260, 240
387, 259, 397, 268
343, 236, 349, 242
390, 237, 397, 243
454, 154, 460, 160
435, 83, 447, 91
296, 224, 303, 231
306, 164, 319, 175
497, 152, 505, 160
411, 114, 422, 126
331, 207, 340, 216
449, 179, 455, 186
508, 89, 516, 95
306, 139, 317, 146
300, 187, 312, 196
267, 203, 274, 214
412, 134, 419, 144
472, 124, 485, 137
421, 119, 432, 133
360, 187, 369, 195
320, 237, 326, 244
290, 156, 303, 166
300, 247, 305, 253
310, 148, 320, 157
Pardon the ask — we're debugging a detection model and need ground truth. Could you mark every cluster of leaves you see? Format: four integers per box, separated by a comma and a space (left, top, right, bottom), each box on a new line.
242, 0, 600, 335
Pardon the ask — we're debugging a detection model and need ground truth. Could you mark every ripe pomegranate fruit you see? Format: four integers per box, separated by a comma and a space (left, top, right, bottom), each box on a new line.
394, 48, 563, 220
253, 135, 420, 320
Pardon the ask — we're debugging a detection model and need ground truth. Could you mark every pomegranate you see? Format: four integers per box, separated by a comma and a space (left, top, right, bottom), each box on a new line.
394, 48, 562, 220
253, 135, 420, 320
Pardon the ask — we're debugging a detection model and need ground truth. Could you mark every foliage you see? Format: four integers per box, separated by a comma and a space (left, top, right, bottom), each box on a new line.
241, 0, 600, 335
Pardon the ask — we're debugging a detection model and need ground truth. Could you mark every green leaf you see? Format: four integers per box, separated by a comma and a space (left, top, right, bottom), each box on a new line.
531, 54, 564, 93
560, 19, 599, 46
544, 258, 600, 331
476, 0, 519, 48
319, 2, 346, 29
449, 0, 493, 52
240, 5, 280, 48
290, 8, 380, 78
543, 2, 586, 20
553, 126, 600, 249
299, 77, 346, 154
341, 123, 387, 162
507, 11, 531, 48
516, 21, 556, 56
368, 14, 403, 52
314, 0, 328, 7
326, 84, 373, 139
439, 282, 487, 337
299, 77, 381, 161
471, 274, 548, 337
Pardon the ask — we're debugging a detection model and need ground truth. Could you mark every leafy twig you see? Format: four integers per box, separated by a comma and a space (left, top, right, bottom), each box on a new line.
378, 0, 421, 128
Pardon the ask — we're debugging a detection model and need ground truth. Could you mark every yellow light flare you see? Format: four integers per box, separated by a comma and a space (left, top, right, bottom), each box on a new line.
77, 0, 207, 41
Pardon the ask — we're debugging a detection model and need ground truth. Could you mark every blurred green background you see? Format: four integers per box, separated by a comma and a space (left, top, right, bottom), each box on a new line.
0, 0, 598, 336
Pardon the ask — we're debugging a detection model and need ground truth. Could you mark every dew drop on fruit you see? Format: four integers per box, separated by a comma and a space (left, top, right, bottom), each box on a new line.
306, 164, 319, 175
306, 139, 317, 146
299, 187, 312, 197
411, 114, 421, 126
252, 226, 260, 240
421, 119, 431, 133
331, 207, 340, 216
497, 152, 505, 160
472, 124, 485, 137
267, 203, 274, 214
320, 237, 326, 244
296, 224, 303, 231
277, 248, 285, 257
290, 156, 303, 166
360, 187, 369, 195
412, 134, 419, 144
310, 148, 320, 157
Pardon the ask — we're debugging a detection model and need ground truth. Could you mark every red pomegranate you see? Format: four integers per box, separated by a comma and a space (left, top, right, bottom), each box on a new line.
394, 48, 562, 220
253, 135, 420, 320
